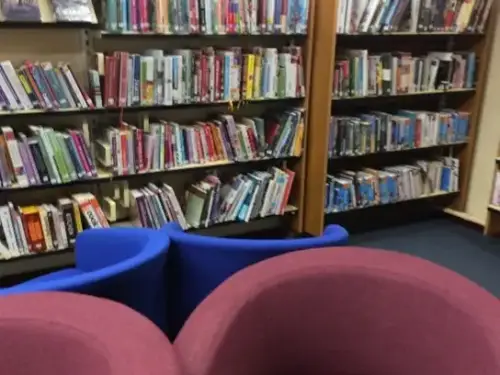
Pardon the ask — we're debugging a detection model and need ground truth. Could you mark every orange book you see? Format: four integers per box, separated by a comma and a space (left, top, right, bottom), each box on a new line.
20, 206, 45, 252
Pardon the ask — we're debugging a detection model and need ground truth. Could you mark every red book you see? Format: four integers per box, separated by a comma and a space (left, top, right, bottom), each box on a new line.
214, 55, 221, 101
200, 54, 208, 102
118, 52, 129, 107
280, 168, 295, 214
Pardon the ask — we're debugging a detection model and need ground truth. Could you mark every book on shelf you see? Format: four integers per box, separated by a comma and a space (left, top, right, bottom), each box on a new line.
491, 171, 500, 206
104, 0, 309, 35
325, 157, 459, 213
95, 109, 304, 176
123, 166, 295, 230
91, 46, 305, 108
0, 0, 97, 22
333, 50, 476, 98
328, 109, 469, 158
336, 0, 493, 34
0, 125, 96, 188
0, 193, 108, 260
0, 60, 94, 112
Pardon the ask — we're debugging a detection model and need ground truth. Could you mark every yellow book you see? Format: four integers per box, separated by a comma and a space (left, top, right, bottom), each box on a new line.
72, 201, 83, 233
253, 53, 262, 99
246, 54, 255, 100
294, 119, 304, 156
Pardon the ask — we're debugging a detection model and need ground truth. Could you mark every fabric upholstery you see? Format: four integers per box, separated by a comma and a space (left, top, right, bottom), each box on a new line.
163, 223, 348, 336
1, 228, 169, 330
175, 246, 500, 375
0, 292, 182, 375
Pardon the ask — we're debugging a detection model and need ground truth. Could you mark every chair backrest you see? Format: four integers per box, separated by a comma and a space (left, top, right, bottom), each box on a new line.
2, 228, 170, 329
0, 292, 182, 375
163, 222, 348, 336
175, 247, 500, 375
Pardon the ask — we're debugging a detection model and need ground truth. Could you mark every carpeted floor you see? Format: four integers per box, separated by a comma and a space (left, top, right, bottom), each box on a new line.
349, 218, 500, 297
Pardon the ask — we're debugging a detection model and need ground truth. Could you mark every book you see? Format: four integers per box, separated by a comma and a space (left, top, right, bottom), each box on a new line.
0, 125, 96, 188
491, 171, 500, 206
0, 0, 41, 21
104, 0, 309, 35
336, 0, 493, 33
92, 46, 306, 108
328, 109, 469, 158
333, 50, 477, 98
324, 158, 459, 213
94, 109, 304, 176
0, 60, 94, 112
50, 0, 97, 23
0, 193, 106, 259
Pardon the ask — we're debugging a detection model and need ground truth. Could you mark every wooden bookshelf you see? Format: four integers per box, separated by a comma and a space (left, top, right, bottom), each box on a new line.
484, 143, 500, 236
302, 0, 498, 236
0, 0, 315, 272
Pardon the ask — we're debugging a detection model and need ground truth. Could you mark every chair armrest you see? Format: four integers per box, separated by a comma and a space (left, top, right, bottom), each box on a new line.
75, 228, 157, 272
323, 224, 349, 245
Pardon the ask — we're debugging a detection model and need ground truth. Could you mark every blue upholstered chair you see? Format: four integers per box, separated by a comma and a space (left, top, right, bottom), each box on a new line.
0, 228, 169, 330
163, 223, 349, 336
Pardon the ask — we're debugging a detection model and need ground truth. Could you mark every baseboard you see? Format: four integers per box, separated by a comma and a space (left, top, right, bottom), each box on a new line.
442, 208, 485, 232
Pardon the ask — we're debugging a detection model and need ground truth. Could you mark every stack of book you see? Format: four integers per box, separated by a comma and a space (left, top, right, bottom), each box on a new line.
183, 166, 295, 228
0, 126, 96, 188
95, 109, 304, 176
333, 50, 476, 98
336, 0, 493, 34
328, 109, 469, 158
104, 0, 309, 35
129, 182, 189, 230
0, 0, 97, 23
91, 47, 306, 108
0, 193, 108, 259
325, 157, 459, 213
0, 61, 94, 112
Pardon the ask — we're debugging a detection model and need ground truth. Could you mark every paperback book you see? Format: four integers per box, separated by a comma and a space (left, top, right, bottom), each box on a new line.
0, 125, 97, 188
325, 157, 459, 213
95, 109, 304, 176
0, 193, 108, 259
91, 46, 305, 108
333, 50, 477, 98
328, 109, 469, 158
105, 0, 309, 35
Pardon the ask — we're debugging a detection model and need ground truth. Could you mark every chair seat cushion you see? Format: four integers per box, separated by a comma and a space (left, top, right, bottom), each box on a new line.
18, 268, 83, 286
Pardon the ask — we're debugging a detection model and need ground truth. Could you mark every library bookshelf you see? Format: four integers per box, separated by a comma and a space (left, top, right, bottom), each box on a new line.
302, 0, 498, 236
0, 0, 316, 279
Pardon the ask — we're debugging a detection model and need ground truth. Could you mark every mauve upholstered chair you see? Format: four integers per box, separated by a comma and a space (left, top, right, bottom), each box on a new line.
0, 292, 182, 375
175, 246, 500, 375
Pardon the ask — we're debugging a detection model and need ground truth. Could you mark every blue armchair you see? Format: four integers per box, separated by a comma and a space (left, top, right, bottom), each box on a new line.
163, 223, 348, 336
0, 227, 169, 330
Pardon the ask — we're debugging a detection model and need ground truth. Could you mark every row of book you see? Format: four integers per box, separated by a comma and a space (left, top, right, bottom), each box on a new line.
336, 0, 492, 34
0, 61, 94, 112
92, 46, 305, 108
0, 193, 109, 259
325, 157, 459, 213
96, 109, 304, 176
333, 50, 476, 98
0, 0, 97, 23
328, 110, 469, 158
0, 126, 96, 188
105, 0, 309, 35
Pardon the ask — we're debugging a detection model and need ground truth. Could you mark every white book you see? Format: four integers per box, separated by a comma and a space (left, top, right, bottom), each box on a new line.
1, 127, 29, 187
1, 61, 33, 110
0, 205, 19, 256
163, 56, 173, 106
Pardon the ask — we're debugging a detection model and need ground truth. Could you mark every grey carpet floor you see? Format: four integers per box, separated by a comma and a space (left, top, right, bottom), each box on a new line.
349, 218, 500, 297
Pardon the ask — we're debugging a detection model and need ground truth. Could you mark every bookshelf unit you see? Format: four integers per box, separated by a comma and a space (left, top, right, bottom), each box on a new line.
303, 0, 497, 236
484, 143, 500, 236
0, 0, 315, 278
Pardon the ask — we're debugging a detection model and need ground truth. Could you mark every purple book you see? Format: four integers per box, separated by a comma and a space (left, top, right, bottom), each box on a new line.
17, 140, 36, 186
1, 0, 41, 21
19, 133, 41, 184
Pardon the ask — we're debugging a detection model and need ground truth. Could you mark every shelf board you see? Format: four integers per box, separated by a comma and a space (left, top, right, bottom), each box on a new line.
325, 191, 459, 215
328, 141, 468, 161
332, 88, 476, 101
100, 31, 307, 37
0, 21, 100, 29
0, 248, 74, 278
488, 204, 500, 214
337, 31, 484, 36
0, 97, 304, 118
0, 156, 299, 193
